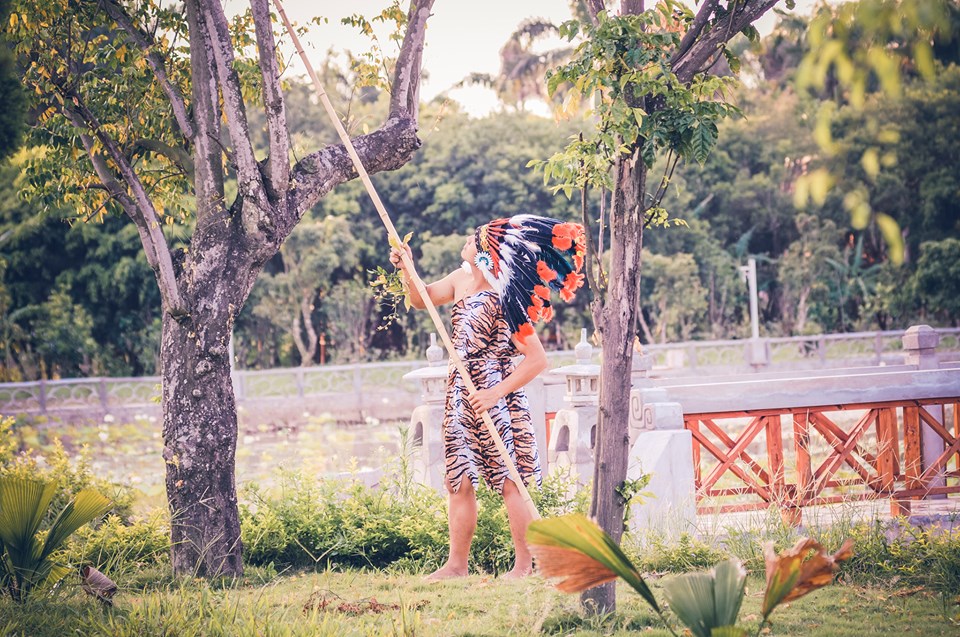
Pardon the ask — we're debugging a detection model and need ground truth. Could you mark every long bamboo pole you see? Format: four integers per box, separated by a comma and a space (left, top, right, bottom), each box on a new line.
271, 0, 539, 520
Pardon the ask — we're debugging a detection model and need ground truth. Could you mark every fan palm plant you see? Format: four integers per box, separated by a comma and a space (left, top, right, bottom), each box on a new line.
0, 476, 113, 602
528, 513, 853, 636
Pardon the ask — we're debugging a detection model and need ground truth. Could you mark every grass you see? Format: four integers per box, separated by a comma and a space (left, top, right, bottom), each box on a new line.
2, 569, 958, 636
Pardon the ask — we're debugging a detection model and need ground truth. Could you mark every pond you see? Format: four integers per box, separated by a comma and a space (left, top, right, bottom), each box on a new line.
8, 411, 409, 510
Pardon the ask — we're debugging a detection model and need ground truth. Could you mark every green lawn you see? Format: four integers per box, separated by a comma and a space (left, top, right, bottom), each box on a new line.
3, 570, 957, 636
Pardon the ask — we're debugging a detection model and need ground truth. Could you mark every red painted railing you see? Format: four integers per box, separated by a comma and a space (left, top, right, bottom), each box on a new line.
685, 398, 960, 523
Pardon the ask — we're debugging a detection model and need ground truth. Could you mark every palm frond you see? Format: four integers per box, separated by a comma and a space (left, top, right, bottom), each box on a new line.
527, 513, 661, 613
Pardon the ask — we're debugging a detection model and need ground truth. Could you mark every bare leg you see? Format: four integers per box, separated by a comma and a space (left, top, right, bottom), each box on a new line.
426, 479, 477, 581
500, 478, 534, 579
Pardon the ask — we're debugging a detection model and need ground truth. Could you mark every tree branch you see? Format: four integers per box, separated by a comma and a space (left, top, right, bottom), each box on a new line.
127, 138, 195, 179
287, 116, 420, 223
620, 0, 645, 16
99, 0, 195, 141
585, 0, 606, 23
672, 0, 779, 83
671, 0, 719, 64
198, 0, 270, 212
62, 100, 188, 317
389, 0, 435, 119
250, 0, 290, 200
185, 0, 225, 226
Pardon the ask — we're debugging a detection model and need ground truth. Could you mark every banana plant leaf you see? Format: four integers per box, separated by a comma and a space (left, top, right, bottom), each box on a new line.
526, 513, 661, 613
662, 559, 746, 637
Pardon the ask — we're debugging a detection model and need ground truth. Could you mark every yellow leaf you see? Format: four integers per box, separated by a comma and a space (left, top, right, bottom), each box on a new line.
875, 212, 904, 265
861, 148, 880, 181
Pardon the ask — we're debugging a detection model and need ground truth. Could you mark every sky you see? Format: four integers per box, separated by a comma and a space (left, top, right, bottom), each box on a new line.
268, 1, 824, 117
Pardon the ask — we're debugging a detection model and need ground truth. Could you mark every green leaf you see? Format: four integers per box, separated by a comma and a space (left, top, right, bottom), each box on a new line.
40, 487, 113, 560
662, 559, 746, 637
690, 123, 715, 165
0, 478, 58, 565
527, 514, 661, 613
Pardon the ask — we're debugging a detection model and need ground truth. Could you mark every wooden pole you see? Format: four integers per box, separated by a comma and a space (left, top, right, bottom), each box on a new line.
272, 0, 539, 519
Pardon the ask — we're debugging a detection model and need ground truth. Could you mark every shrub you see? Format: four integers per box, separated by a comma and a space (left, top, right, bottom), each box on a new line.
0, 431, 134, 526
837, 517, 960, 594
64, 510, 171, 575
239, 465, 588, 574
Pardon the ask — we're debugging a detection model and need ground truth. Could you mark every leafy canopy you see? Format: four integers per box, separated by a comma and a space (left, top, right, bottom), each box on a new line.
530, 1, 741, 205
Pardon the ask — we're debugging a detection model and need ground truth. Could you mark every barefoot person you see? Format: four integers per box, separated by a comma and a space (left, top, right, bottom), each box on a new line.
390, 215, 586, 580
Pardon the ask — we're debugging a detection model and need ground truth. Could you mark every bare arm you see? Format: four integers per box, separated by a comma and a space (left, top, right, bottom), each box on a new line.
389, 245, 466, 309
467, 329, 548, 414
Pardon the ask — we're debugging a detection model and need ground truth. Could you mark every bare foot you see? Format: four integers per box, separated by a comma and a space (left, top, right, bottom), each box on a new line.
424, 563, 469, 582
499, 565, 533, 580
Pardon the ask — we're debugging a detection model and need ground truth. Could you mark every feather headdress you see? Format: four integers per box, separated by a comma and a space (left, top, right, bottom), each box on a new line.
474, 215, 586, 342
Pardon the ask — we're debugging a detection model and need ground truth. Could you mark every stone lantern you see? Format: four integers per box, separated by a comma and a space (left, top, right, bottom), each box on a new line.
402, 334, 448, 491
402, 333, 447, 404
558, 328, 600, 406
547, 329, 599, 484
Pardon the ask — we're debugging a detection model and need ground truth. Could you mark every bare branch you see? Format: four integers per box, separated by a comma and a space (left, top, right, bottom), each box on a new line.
389, 0, 435, 118
128, 138, 195, 178
620, 0, 645, 16
198, 0, 270, 212
287, 116, 420, 223
671, 0, 720, 64
99, 0, 195, 141
250, 0, 290, 200
585, 0, 606, 23
185, 0, 225, 224
62, 101, 188, 317
673, 0, 779, 83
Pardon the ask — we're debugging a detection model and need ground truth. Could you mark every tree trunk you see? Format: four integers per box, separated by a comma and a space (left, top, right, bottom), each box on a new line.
162, 311, 242, 577
161, 222, 263, 577
582, 152, 646, 614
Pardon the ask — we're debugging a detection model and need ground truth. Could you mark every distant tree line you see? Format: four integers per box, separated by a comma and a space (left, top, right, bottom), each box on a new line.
1, 10, 958, 381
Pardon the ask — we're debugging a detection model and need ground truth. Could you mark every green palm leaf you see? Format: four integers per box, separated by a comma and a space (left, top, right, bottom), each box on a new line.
662, 559, 746, 637
527, 513, 661, 613
0, 478, 58, 568
40, 488, 113, 560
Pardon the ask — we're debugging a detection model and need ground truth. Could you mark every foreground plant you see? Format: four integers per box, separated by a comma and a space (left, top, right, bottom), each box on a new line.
528, 513, 853, 636
0, 477, 113, 602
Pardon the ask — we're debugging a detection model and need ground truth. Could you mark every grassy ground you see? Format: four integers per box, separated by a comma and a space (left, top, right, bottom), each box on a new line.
2, 569, 958, 637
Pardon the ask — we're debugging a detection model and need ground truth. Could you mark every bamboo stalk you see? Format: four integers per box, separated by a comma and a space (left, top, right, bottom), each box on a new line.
271, 0, 539, 519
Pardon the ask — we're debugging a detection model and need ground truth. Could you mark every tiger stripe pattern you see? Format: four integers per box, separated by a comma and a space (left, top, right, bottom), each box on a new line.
442, 290, 542, 495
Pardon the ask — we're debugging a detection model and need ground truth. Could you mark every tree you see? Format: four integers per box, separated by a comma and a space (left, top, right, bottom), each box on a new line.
536, 0, 781, 612
640, 251, 708, 342
10, 0, 434, 576
912, 238, 960, 325
777, 214, 843, 334
253, 216, 360, 366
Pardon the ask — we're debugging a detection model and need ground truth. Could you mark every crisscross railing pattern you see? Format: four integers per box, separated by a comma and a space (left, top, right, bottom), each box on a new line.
687, 398, 960, 523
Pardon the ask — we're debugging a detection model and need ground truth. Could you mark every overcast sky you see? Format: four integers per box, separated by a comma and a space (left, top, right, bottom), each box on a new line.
266, 1, 823, 117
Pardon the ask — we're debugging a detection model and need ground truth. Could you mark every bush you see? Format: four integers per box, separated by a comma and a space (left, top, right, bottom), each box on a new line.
239, 466, 588, 574
63, 510, 171, 575
0, 421, 134, 526
837, 517, 960, 594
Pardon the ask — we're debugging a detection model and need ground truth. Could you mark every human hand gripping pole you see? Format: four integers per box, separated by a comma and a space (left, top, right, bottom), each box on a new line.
272, 0, 540, 520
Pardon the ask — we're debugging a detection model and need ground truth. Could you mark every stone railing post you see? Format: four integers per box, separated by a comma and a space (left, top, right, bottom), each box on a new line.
903, 325, 947, 497
402, 334, 448, 491
547, 329, 599, 485
627, 363, 697, 534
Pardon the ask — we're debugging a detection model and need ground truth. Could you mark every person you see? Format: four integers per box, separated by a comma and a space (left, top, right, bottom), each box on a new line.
389, 215, 586, 580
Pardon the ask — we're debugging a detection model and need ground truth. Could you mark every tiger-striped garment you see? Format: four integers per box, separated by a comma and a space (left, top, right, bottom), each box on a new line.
442, 289, 542, 495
